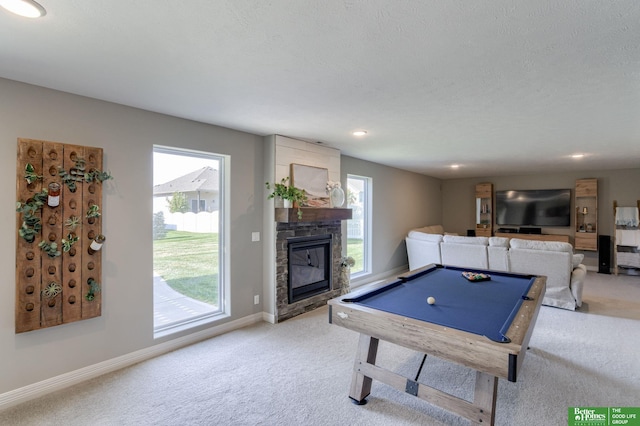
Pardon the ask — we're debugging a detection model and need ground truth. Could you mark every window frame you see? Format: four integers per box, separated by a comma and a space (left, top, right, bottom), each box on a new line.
152, 145, 230, 338
347, 174, 372, 279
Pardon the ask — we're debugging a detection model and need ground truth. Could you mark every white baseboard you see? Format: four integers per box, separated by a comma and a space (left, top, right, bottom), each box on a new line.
0, 312, 264, 411
350, 264, 409, 289
262, 311, 276, 324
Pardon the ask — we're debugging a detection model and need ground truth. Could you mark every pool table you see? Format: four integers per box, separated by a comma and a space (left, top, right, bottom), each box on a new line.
328, 264, 546, 425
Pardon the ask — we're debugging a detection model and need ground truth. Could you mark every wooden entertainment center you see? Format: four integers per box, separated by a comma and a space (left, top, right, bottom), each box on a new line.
494, 232, 571, 243
480, 179, 598, 246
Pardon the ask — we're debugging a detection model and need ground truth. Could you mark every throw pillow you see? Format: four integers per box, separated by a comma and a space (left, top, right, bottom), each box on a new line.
572, 253, 584, 268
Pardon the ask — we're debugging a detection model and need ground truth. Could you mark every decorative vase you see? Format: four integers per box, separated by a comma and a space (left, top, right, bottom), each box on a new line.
274, 196, 284, 208
283, 199, 292, 208
330, 187, 345, 208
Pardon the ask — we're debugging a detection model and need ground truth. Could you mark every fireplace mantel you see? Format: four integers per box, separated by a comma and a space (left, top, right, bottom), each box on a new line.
275, 208, 352, 223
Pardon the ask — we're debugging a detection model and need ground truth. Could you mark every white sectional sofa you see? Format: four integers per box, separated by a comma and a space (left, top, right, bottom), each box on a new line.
406, 227, 587, 311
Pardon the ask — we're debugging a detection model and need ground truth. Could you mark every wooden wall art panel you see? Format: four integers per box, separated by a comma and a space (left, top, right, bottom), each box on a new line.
15, 138, 108, 333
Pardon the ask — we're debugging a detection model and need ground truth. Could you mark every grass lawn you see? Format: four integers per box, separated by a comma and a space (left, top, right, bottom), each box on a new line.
347, 238, 364, 274
153, 230, 219, 306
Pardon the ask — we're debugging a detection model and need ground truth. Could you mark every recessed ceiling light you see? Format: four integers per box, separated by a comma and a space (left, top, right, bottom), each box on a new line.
450, 164, 460, 169
0, 0, 46, 18
352, 130, 367, 136
572, 154, 585, 159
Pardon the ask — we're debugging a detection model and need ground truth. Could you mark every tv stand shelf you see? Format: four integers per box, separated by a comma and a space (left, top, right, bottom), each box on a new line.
574, 178, 598, 251
494, 233, 571, 243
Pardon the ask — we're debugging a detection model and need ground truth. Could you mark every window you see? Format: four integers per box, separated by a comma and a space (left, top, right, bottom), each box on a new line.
346, 175, 372, 277
153, 146, 227, 335
191, 199, 206, 213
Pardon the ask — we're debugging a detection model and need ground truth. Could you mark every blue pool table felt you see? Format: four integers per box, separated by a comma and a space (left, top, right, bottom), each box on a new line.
347, 265, 535, 342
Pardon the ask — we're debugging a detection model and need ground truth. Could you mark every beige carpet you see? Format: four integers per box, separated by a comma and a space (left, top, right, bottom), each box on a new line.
1, 271, 639, 426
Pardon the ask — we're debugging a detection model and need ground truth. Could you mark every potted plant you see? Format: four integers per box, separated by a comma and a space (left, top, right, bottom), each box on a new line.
16, 189, 48, 243
265, 177, 291, 207
265, 177, 308, 219
86, 204, 101, 224
85, 278, 101, 301
61, 233, 79, 252
58, 158, 86, 192
65, 215, 81, 230
24, 163, 42, 185
38, 240, 61, 258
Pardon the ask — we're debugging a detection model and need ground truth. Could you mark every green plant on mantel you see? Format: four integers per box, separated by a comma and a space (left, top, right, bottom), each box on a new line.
265, 177, 308, 219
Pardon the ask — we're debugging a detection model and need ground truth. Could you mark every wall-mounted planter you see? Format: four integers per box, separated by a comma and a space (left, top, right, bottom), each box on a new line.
15, 138, 108, 333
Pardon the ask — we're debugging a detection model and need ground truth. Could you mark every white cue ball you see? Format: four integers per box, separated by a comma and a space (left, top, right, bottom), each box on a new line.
427, 296, 436, 305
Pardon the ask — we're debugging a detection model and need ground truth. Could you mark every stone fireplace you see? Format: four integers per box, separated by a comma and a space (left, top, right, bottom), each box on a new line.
274, 208, 351, 322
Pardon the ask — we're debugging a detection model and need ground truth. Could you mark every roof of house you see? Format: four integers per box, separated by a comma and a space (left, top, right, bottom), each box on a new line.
153, 167, 219, 196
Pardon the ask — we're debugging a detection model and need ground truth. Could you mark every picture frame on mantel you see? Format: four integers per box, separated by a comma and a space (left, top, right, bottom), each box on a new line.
290, 163, 329, 207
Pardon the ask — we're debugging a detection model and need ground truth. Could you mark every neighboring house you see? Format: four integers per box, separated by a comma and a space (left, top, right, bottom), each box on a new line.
153, 166, 220, 215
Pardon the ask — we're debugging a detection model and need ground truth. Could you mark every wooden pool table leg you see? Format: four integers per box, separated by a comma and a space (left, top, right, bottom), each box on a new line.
349, 334, 379, 405
472, 371, 498, 425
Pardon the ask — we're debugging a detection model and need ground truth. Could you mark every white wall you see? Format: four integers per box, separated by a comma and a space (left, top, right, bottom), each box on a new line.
0, 78, 265, 395
274, 135, 340, 184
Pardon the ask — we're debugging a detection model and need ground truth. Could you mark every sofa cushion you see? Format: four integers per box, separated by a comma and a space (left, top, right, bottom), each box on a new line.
509, 238, 573, 253
572, 253, 584, 268
440, 240, 489, 269
509, 248, 576, 310
407, 230, 443, 242
443, 235, 488, 245
489, 237, 510, 247
488, 246, 509, 271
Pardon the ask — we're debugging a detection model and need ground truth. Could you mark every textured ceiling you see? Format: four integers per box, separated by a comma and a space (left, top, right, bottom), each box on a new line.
1, 1, 639, 179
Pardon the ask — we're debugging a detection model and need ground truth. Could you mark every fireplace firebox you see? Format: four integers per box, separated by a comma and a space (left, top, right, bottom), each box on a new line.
287, 234, 332, 303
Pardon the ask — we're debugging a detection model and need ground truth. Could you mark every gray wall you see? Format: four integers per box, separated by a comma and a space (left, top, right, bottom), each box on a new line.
1, 79, 443, 397
341, 155, 442, 283
1, 78, 265, 394
442, 169, 640, 269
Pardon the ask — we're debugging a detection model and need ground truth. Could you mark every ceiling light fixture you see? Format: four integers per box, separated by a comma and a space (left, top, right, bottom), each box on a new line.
572, 154, 585, 159
352, 130, 367, 136
0, 0, 46, 18
450, 164, 460, 169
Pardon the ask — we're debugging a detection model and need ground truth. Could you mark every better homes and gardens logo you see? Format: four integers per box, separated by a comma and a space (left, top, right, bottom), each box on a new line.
569, 407, 640, 426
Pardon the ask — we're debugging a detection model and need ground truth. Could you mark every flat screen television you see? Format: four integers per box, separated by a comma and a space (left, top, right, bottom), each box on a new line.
495, 189, 571, 227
